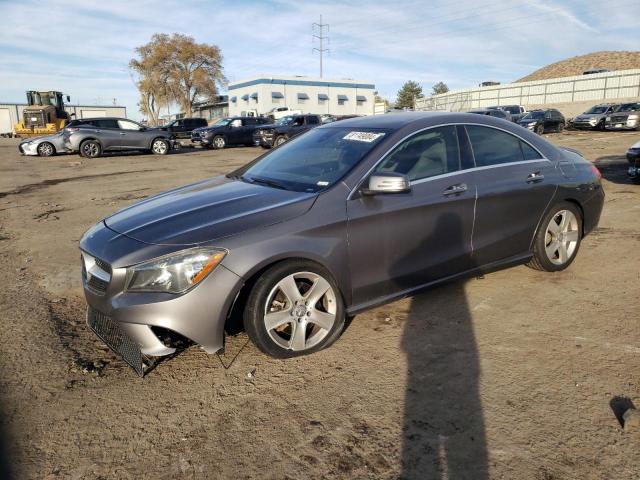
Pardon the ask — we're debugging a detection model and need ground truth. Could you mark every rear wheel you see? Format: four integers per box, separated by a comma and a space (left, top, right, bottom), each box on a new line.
244, 261, 346, 358
528, 202, 582, 272
79, 140, 101, 158
557, 122, 565, 133
37, 142, 55, 157
151, 138, 169, 155
213, 135, 226, 149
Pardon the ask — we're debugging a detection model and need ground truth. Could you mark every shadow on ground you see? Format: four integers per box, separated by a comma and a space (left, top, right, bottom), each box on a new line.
392, 213, 488, 479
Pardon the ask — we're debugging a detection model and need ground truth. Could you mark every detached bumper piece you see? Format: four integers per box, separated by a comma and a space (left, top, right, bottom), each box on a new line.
87, 307, 151, 377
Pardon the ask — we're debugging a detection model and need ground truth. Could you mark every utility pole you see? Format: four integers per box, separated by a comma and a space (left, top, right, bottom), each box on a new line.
312, 15, 329, 78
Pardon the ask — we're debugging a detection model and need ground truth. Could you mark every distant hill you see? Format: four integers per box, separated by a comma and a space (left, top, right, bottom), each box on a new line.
516, 51, 640, 82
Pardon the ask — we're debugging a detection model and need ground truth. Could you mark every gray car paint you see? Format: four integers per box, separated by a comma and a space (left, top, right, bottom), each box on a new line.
64, 117, 172, 153
80, 112, 604, 358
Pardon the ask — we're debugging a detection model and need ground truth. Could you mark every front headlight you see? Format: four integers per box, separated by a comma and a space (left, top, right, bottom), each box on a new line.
528, 122, 536, 126
589, 118, 597, 125
628, 114, 638, 120
126, 248, 226, 294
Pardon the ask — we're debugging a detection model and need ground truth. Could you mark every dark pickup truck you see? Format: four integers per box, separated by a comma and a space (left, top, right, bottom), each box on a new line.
253, 114, 322, 148
191, 116, 271, 149
160, 117, 208, 139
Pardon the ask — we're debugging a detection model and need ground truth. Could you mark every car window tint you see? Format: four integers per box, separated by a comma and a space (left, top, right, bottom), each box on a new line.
466, 125, 525, 166
95, 119, 119, 129
374, 126, 460, 181
308, 116, 320, 125
117, 119, 139, 130
520, 141, 541, 160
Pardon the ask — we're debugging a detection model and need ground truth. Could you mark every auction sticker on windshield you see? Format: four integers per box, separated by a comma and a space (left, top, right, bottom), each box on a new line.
343, 132, 385, 142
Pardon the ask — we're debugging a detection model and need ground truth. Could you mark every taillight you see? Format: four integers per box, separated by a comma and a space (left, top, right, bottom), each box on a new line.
590, 165, 602, 180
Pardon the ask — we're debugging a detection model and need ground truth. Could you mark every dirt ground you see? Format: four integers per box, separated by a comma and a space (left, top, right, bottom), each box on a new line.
0, 129, 638, 480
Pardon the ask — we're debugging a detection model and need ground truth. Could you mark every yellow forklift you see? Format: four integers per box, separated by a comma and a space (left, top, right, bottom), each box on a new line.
14, 91, 71, 137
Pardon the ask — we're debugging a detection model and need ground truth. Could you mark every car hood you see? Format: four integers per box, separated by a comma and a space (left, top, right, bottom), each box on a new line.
104, 175, 317, 245
575, 114, 602, 121
630, 140, 640, 149
20, 133, 61, 143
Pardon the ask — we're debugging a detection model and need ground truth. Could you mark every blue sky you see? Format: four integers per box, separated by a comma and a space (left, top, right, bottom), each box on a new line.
0, 0, 638, 119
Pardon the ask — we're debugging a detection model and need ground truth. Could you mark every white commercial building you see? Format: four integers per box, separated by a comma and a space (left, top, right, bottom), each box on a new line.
227, 75, 376, 117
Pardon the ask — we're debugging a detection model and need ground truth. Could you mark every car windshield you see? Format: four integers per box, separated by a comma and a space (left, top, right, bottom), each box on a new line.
212, 118, 231, 127
585, 106, 608, 114
522, 111, 544, 120
236, 127, 390, 193
276, 116, 295, 125
617, 103, 640, 112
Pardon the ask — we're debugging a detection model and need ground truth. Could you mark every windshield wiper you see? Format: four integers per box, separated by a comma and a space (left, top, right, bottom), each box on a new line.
244, 175, 289, 190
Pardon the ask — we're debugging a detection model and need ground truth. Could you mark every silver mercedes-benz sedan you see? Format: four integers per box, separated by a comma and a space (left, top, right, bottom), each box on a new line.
79, 112, 604, 375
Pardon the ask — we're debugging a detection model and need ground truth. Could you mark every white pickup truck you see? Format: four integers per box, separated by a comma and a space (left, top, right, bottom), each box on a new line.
265, 107, 303, 121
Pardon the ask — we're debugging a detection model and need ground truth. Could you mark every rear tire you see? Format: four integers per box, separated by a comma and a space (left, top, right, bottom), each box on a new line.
527, 202, 582, 272
243, 260, 346, 358
79, 140, 101, 158
151, 138, 170, 155
37, 142, 55, 157
557, 122, 565, 133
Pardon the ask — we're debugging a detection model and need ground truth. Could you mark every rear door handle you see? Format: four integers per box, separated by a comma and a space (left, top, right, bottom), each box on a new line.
527, 171, 544, 183
443, 183, 468, 196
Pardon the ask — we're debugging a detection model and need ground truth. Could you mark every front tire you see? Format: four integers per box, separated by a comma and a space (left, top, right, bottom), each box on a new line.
79, 140, 101, 158
212, 135, 226, 149
274, 135, 288, 147
528, 202, 582, 272
151, 138, 170, 155
535, 124, 544, 135
37, 142, 55, 157
244, 261, 346, 358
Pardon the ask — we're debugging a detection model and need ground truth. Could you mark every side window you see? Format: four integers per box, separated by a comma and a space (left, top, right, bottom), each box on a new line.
242, 118, 254, 126
117, 119, 140, 130
293, 117, 304, 126
230, 119, 242, 127
466, 125, 528, 166
307, 116, 320, 125
520, 141, 542, 160
374, 126, 460, 182
96, 119, 119, 129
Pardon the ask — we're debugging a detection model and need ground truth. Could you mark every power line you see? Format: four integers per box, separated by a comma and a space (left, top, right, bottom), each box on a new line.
312, 15, 330, 78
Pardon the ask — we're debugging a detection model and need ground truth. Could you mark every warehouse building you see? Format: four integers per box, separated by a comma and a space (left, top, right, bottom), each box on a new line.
0, 102, 127, 135
227, 75, 375, 117
415, 69, 640, 118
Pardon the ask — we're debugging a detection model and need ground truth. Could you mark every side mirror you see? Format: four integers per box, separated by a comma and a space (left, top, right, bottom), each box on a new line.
362, 173, 411, 195
139, 126, 147, 131
66, 95, 71, 102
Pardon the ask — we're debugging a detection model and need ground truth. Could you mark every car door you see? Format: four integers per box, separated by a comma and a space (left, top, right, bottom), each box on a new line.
543, 111, 554, 132
241, 118, 257, 143
226, 118, 244, 145
288, 116, 306, 138
116, 119, 148, 149
465, 124, 557, 266
346, 125, 476, 308
93, 119, 122, 151
171, 119, 186, 138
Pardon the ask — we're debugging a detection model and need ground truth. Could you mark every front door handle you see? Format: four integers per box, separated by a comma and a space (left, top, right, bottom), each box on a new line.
119, 132, 127, 136
443, 183, 468, 196
527, 171, 544, 183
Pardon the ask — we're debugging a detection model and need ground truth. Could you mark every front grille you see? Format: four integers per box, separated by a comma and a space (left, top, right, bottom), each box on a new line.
87, 307, 145, 377
82, 253, 111, 294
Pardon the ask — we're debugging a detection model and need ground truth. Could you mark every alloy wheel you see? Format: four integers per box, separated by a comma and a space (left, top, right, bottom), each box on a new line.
152, 139, 168, 154
38, 143, 53, 156
263, 271, 337, 351
544, 209, 579, 265
82, 142, 99, 157
214, 137, 225, 148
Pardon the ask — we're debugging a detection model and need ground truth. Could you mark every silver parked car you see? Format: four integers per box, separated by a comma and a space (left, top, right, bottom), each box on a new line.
63, 117, 173, 158
571, 103, 620, 130
18, 131, 66, 157
80, 112, 604, 376
604, 102, 640, 131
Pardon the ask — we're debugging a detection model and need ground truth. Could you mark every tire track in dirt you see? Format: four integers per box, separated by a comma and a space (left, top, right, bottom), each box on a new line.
0, 169, 153, 198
